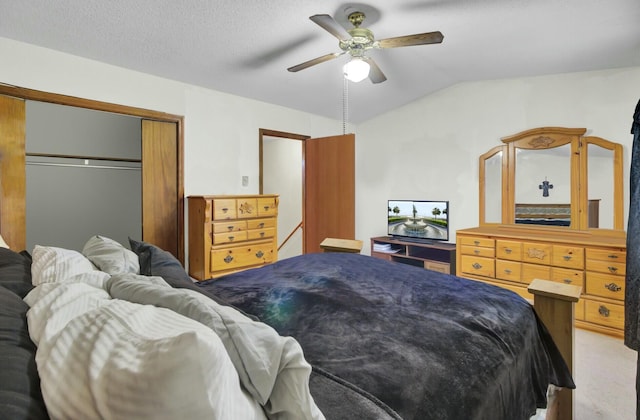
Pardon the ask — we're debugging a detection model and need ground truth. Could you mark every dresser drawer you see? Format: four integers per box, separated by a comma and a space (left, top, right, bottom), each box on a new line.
496, 240, 522, 261
586, 248, 626, 264
522, 242, 552, 265
521, 263, 551, 284
247, 227, 275, 240
459, 236, 494, 248
551, 245, 584, 269
213, 220, 246, 233
213, 231, 248, 245
211, 241, 274, 272
585, 272, 625, 300
584, 300, 624, 330
212, 198, 237, 220
460, 255, 495, 277
550, 267, 584, 288
495, 259, 521, 282
460, 244, 495, 258
257, 197, 278, 216
586, 259, 626, 276
236, 198, 259, 218
247, 217, 276, 230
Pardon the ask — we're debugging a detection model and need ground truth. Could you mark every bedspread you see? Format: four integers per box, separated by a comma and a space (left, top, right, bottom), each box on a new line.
199, 253, 574, 420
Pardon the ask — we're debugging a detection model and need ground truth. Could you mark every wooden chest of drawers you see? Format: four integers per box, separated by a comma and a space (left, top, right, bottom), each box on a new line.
188, 195, 278, 280
456, 226, 626, 337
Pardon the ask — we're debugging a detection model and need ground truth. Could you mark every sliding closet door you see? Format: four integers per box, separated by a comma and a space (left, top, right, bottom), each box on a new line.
0, 95, 26, 250
304, 133, 355, 253
141, 119, 180, 258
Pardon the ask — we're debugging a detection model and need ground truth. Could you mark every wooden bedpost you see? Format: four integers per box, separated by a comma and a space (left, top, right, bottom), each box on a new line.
528, 279, 582, 420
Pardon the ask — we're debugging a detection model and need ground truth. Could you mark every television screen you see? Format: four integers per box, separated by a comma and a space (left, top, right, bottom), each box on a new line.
388, 200, 449, 242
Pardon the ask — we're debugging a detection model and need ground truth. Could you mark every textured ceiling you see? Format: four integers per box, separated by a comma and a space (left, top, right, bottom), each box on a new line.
1, 0, 639, 123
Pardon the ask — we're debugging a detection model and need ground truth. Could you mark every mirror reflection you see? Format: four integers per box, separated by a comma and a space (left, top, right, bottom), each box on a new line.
587, 143, 614, 229
484, 151, 502, 224
514, 144, 572, 227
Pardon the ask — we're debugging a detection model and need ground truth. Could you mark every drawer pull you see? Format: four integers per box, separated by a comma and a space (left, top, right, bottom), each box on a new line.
607, 266, 618, 273
504, 269, 512, 275
228, 235, 235, 241
474, 249, 480, 254
472, 262, 482, 270
474, 240, 480, 245
604, 282, 621, 292
607, 254, 619, 259
504, 248, 512, 254
264, 206, 270, 211
260, 232, 265, 237
222, 207, 229, 213
227, 226, 234, 231
258, 222, 265, 228
256, 250, 264, 258
563, 279, 573, 284
563, 255, 572, 261
223, 255, 234, 264
598, 305, 610, 317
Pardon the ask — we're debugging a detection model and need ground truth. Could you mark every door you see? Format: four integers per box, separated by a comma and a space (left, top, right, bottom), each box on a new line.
142, 119, 180, 258
0, 95, 26, 250
304, 133, 355, 253
0, 89, 183, 261
260, 131, 355, 256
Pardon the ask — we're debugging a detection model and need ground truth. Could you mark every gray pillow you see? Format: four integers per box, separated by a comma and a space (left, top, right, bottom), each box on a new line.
83, 235, 139, 275
128, 238, 244, 312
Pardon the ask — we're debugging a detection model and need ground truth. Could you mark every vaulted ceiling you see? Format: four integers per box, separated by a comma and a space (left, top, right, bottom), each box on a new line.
1, 0, 639, 123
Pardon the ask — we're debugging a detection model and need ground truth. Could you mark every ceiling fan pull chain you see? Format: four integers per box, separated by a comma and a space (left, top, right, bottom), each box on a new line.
342, 74, 348, 134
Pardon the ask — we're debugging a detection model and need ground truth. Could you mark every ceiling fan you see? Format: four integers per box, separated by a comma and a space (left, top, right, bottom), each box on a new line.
287, 11, 444, 83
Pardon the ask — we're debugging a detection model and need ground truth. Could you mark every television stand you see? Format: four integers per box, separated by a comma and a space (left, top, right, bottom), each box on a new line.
370, 236, 456, 275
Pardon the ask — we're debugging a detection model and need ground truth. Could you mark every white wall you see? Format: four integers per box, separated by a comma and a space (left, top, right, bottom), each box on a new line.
2, 37, 638, 257
356, 67, 640, 253
0, 37, 343, 253
0, 37, 342, 196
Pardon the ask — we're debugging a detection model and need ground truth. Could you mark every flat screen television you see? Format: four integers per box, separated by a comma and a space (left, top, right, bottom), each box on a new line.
388, 200, 449, 242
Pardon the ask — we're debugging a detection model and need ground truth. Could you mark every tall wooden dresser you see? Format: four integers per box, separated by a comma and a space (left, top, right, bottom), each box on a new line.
457, 127, 626, 338
188, 195, 278, 280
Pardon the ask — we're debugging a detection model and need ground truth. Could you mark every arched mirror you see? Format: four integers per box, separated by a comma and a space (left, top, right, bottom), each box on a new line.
479, 127, 624, 233
479, 146, 505, 224
583, 136, 624, 230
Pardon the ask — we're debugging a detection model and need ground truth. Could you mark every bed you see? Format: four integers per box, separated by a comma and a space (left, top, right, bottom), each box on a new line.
0, 235, 574, 420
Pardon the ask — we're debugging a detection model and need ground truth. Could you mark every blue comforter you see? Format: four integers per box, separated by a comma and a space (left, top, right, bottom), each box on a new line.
198, 253, 574, 420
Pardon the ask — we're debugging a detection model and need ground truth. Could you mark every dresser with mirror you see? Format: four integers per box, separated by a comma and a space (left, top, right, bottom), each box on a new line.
456, 127, 626, 337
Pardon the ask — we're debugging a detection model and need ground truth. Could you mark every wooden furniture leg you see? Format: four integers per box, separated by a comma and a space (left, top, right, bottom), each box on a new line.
528, 279, 582, 420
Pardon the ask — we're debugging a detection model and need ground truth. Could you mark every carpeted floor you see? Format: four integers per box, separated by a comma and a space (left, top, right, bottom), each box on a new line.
574, 328, 636, 419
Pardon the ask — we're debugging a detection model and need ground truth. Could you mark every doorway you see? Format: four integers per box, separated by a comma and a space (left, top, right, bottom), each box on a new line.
259, 129, 308, 259
260, 129, 356, 257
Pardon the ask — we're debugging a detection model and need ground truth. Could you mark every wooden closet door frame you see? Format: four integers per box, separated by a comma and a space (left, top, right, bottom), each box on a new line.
0, 84, 185, 262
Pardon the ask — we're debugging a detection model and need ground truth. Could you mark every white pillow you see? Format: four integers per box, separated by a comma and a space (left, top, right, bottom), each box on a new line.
0, 233, 8, 248
31, 245, 98, 286
82, 235, 140, 275
35, 299, 266, 420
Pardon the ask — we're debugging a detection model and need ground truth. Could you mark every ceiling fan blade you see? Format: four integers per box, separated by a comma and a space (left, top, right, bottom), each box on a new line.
363, 57, 387, 84
309, 14, 351, 41
377, 31, 444, 48
287, 52, 344, 72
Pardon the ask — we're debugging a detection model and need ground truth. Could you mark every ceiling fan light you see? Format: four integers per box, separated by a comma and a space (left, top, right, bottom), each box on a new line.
343, 58, 370, 82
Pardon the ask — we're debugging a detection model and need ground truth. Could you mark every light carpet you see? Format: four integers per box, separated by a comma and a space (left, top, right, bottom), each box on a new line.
575, 328, 636, 419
